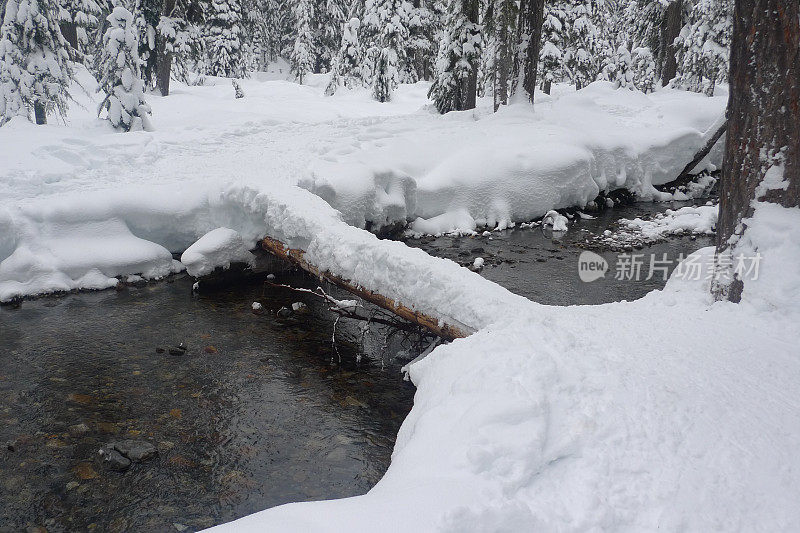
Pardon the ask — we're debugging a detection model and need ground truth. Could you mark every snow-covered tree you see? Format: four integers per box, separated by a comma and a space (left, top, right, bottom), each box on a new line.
631, 46, 656, 92
290, 0, 314, 82
362, 0, 411, 100
565, 0, 602, 90
206, 0, 246, 78
97, 6, 153, 131
674, 0, 730, 95
428, 0, 481, 113
134, 0, 161, 87
326, 16, 363, 94
483, 0, 516, 108
371, 44, 396, 101
314, 0, 347, 72
538, 0, 566, 94
0, 0, 73, 125
58, 0, 102, 57
612, 42, 633, 89
405, 0, 438, 81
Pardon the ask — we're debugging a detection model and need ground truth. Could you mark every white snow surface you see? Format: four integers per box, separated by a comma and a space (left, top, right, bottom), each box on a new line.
2, 69, 722, 301
5, 68, 798, 531
181, 227, 256, 277
206, 201, 800, 532
621, 204, 718, 240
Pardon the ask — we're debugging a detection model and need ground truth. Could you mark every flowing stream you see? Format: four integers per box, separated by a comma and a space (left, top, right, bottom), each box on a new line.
0, 201, 713, 532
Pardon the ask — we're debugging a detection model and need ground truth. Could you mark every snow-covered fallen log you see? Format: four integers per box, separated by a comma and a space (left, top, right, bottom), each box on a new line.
260, 235, 472, 339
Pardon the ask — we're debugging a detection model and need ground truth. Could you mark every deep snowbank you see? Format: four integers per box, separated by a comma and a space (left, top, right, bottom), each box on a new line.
207, 202, 800, 533
1, 70, 725, 242
301, 82, 726, 232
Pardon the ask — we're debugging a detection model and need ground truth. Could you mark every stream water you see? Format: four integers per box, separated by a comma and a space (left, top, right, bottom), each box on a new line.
0, 200, 713, 533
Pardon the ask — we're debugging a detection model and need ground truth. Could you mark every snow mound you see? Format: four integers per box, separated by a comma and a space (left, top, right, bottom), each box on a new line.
300, 82, 726, 233
542, 210, 569, 231
622, 204, 718, 240
408, 208, 477, 236
0, 216, 181, 302
181, 227, 256, 277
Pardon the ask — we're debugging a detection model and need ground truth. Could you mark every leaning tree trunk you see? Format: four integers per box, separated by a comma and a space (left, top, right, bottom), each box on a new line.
714, 0, 799, 301
517, 0, 545, 103
658, 0, 682, 86
155, 0, 177, 96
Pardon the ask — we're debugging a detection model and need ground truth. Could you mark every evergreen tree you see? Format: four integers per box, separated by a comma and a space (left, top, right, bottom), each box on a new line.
631, 46, 656, 92
206, 0, 246, 77
290, 0, 314, 82
156, 0, 204, 90
362, 0, 411, 100
314, 0, 347, 73
428, 0, 480, 112
0, 0, 73, 125
134, 0, 161, 87
97, 6, 152, 131
674, 0, 730, 95
538, 0, 565, 94
564, 0, 601, 90
405, 0, 438, 81
59, 0, 102, 57
371, 43, 396, 101
326, 16, 363, 94
612, 42, 633, 89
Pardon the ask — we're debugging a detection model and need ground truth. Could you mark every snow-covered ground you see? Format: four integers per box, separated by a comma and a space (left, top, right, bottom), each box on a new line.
205, 199, 800, 533
1, 68, 725, 301
5, 68, 798, 531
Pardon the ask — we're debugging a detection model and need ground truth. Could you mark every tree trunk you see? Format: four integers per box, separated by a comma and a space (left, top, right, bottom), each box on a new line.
543, 80, 551, 95
463, 0, 480, 110
658, 0, 682, 86
674, 116, 727, 183
518, 0, 545, 103
59, 21, 79, 52
714, 0, 799, 301
156, 51, 173, 96
156, 0, 177, 96
33, 101, 46, 125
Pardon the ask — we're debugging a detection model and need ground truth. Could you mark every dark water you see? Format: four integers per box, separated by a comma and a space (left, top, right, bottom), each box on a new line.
407, 202, 715, 305
0, 200, 713, 533
0, 273, 415, 532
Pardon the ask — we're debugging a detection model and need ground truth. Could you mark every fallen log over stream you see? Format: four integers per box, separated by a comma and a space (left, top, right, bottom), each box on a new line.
260, 236, 472, 341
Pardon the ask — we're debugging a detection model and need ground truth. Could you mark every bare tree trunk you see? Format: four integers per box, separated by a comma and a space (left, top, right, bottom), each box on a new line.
463, 0, 480, 110
33, 101, 46, 125
658, 0, 682, 86
714, 0, 799, 301
156, 0, 177, 96
543, 79, 551, 95
518, 0, 545, 103
156, 51, 173, 96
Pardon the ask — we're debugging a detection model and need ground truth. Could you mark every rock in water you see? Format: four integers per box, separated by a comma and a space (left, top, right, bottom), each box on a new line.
100, 447, 131, 472
113, 440, 157, 462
